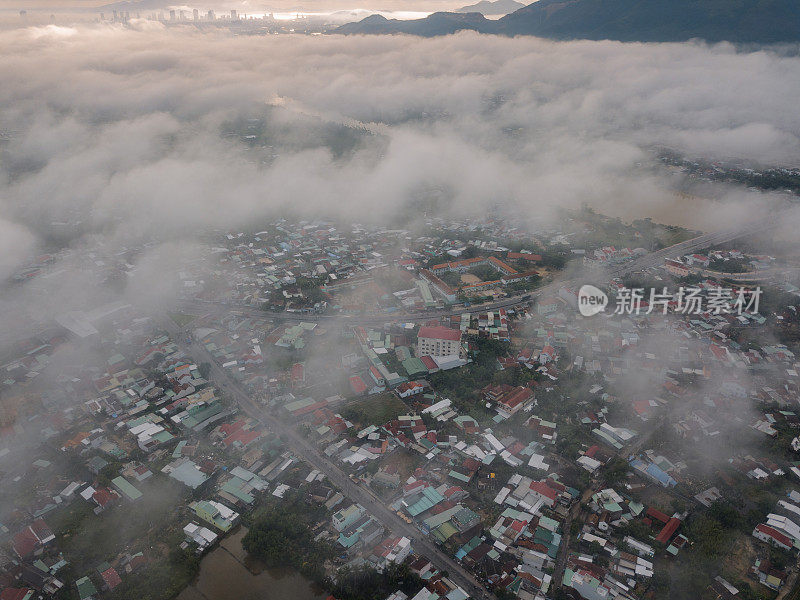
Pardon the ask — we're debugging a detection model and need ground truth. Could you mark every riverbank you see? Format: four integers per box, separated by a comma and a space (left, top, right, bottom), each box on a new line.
177, 527, 326, 600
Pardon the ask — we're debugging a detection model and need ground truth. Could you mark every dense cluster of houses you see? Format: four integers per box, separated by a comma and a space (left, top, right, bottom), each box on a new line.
6, 209, 800, 600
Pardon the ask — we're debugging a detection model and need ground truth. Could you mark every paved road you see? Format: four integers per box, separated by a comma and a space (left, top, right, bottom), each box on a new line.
160, 317, 493, 600
160, 213, 784, 599
552, 502, 578, 592
180, 213, 783, 325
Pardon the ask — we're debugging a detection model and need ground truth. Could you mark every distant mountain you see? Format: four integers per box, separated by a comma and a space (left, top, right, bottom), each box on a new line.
496, 0, 800, 42
335, 12, 490, 36
454, 0, 524, 16
335, 0, 800, 44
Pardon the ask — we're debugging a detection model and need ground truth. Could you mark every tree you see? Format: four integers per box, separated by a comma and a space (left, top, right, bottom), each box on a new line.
708, 500, 743, 530
602, 457, 629, 484
686, 514, 726, 557
243, 500, 335, 583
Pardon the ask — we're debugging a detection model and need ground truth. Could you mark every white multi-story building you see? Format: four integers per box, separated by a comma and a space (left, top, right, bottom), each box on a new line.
416, 326, 462, 358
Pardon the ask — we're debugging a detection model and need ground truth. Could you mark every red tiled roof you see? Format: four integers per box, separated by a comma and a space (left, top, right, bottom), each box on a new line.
756, 524, 793, 548
1, 589, 33, 600
709, 344, 728, 360
430, 257, 484, 271
290, 400, 327, 416
418, 326, 461, 342
93, 488, 118, 508
507, 252, 542, 262
420, 356, 438, 370
443, 486, 463, 498
222, 428, 262, 447
397, 381, 424, 394
29, 519, 53, 542
101, 567, 122, 589
529, 481, 559, 501
646, 507, 670, 524
11, 528, 38, 558
655, 517, 681, 544
291, 363, 304, 382
499, 387, 534, 410
349, 376, 367, 395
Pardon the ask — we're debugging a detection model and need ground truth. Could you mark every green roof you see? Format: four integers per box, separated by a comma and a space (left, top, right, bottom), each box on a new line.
153, 430, 174, 443
284, 397, 316, 412
111, 476, 142, 501
431, 521, 458, 543
76, 576, 98, 600
402, 357, 428, 377
221, 478, 255, 504
95, 561, 111, 574
448, 470, 471, 483
172, 440, 187, 458
407, 486, 445, 517
424, 505, 461, 529
182, 401, 223, 429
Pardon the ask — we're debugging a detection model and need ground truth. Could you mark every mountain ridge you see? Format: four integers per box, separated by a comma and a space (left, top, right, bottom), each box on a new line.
334, 0, 800, 44
454, 0, 525, 16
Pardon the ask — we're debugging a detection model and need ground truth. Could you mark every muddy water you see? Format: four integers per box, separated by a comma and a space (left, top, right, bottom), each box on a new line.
178, 527, 326, 600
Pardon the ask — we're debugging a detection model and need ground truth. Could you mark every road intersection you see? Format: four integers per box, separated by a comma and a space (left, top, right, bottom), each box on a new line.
164, 214, 783, 599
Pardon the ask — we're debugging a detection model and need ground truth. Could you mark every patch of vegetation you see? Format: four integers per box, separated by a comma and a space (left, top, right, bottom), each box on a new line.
330, 563, 424, 600
168, 312, 198, 328
243, 498, 336, 584
55, 478, 189, 573
468, 264, 501, 282
342, 393, 408, 426
708, 258, 751, 273
439, 271, 462, 287
109, 547, 200, 600
429, 336, 509, 412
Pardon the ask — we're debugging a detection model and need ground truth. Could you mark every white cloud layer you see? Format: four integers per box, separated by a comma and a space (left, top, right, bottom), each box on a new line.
0, 25, 798, 332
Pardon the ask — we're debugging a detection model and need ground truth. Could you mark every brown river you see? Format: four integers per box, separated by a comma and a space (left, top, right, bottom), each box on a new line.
177, 527, 326, 600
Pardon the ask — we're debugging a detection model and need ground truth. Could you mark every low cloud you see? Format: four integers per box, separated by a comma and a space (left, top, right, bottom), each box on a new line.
0, 25, 798, 333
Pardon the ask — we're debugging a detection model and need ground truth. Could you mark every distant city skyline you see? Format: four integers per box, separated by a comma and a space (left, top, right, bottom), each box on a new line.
0, 0, 470, 13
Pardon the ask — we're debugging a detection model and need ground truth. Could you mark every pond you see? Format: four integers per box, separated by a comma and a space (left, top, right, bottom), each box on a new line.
178, 527, 327, 600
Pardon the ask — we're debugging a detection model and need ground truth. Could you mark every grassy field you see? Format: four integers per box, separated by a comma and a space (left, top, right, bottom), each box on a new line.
344, 393, 408, 426
169, 312, 198, 328
51, 477, 188, 573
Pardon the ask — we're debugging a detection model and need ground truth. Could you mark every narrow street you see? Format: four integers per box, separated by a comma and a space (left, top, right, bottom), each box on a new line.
552, 502, 578, 592
162, 317, 494, 600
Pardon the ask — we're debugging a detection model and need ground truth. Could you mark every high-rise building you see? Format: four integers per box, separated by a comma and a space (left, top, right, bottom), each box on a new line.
207, 9, 215, 19
169, 9, 176, 20
193, 8, 199, 20
230, 9, 237, 19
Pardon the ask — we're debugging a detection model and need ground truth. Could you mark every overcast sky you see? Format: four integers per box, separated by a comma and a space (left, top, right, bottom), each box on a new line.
0, 0, 469, 13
